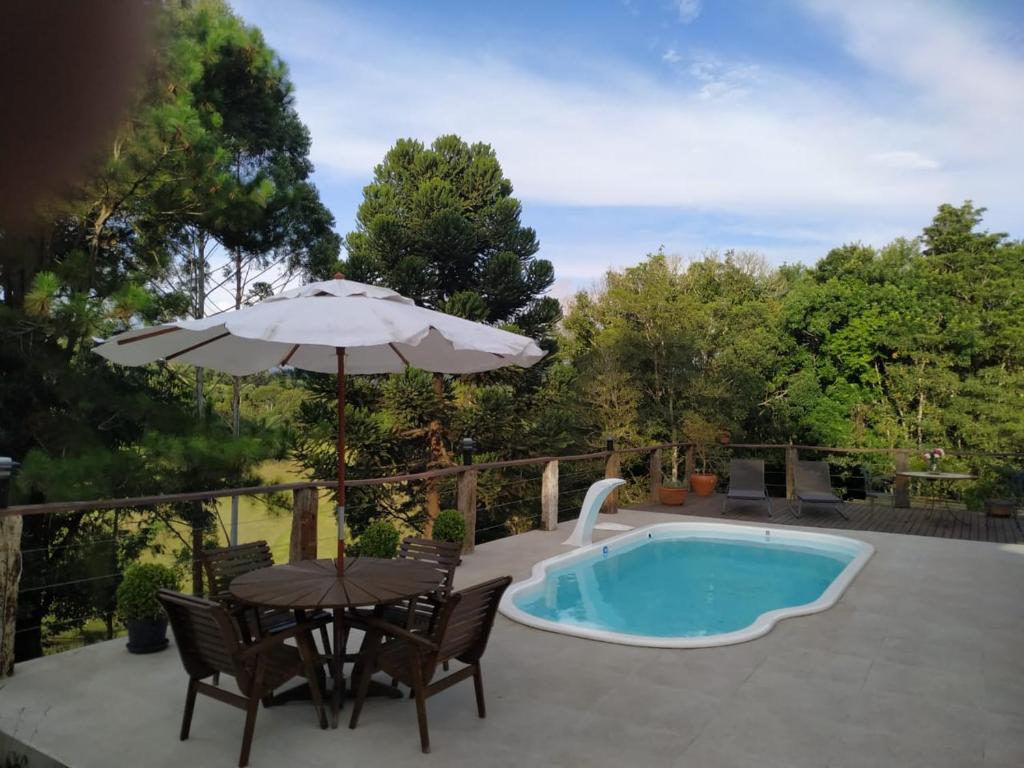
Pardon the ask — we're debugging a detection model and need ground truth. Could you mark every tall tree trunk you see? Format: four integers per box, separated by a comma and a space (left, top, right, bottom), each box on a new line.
229, 248, 242, 545
0, 514, 23, 676
423, 373, 445, 537
191, 510, 204, 597
193, 232, 207, 418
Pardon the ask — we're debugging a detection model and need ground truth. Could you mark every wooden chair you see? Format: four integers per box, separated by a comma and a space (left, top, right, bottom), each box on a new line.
158, 589, 327, 768
201, 541, 332, 653
348, 575, 512, 753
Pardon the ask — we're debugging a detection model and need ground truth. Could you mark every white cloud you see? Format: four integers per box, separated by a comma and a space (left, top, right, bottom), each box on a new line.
673, 0, 702, 24
238, 0, 1023, 252
662, 48, 681, 64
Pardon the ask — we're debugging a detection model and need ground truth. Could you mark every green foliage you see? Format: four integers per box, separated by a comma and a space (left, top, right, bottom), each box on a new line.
432, 509, 466, 543
115, 563, 179, 623
351, 519, 400, 559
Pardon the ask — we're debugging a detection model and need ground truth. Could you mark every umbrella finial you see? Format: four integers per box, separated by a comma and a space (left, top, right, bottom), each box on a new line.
334, 272, 345, 280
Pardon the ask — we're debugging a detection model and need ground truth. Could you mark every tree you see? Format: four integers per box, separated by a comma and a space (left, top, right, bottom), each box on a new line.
296, 135, 562, 535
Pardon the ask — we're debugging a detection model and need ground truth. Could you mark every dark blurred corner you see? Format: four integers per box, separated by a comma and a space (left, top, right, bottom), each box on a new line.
0, 0, 157, 232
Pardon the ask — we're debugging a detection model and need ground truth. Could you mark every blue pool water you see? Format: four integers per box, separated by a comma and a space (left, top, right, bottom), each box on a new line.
514, 537, 853, 638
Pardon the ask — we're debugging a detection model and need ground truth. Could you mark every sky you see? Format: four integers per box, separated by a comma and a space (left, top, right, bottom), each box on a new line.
231, 0, 1024, 298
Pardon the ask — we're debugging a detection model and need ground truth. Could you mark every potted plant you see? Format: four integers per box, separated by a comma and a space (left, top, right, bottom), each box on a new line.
351, 518, 401, 558
658, 479, 688, 506
433, 509, 466, 544
116, 562, 179, 654
985, 466, 1024, 519
683, 414, 720, 496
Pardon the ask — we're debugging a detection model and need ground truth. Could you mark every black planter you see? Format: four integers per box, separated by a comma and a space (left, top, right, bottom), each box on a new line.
125, 616, 169, 654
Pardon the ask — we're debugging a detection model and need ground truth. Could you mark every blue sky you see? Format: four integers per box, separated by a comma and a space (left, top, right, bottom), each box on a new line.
232, 0, 1024, 297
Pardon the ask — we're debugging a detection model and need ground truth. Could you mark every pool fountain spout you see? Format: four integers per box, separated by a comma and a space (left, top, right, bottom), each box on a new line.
563, 478, 628, 547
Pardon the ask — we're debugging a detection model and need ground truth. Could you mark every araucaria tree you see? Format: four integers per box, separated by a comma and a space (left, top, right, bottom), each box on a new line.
294, 135, 564, 535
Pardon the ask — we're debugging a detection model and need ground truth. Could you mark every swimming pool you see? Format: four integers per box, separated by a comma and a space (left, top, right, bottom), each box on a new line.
499, 522, 874, 648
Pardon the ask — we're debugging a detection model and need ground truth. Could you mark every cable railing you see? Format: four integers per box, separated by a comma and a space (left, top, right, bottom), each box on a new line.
2, 440, 1022, 669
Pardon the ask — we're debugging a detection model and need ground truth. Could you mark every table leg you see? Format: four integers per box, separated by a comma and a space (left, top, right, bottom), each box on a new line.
330, 609, 345, 728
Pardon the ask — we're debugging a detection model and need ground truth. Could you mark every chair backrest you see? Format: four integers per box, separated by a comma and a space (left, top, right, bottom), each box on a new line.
201, 541, 274, 602
795, 461, 835, 494
158, 589, 243, 683
430, 576, 511, 665
728, 459, 765, 492
398, 537, 461, 593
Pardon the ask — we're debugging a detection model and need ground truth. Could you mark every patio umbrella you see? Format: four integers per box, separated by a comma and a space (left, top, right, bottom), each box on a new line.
93, 275, 545, 573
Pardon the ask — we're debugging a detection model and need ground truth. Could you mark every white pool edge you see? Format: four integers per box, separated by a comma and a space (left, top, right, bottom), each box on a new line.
498, 521, 875, 649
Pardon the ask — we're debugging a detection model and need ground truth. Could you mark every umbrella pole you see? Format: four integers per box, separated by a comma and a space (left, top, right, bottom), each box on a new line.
336, 347, 346, 576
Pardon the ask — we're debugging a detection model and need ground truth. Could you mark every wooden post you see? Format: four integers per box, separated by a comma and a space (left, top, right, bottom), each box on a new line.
649, 448, 662, 502
602, 441, 620, 515
457, 468, 478, 555
785, 445, 798, 500
289, 487, 318, 562
894, 449, 910, 508
541, 460, 559, 531
1, 513, 22, 678
684, 445, 696, 485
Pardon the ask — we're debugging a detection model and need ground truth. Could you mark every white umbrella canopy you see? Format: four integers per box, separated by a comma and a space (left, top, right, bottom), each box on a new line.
96, 278, 544, 374
93, 276, 546, 573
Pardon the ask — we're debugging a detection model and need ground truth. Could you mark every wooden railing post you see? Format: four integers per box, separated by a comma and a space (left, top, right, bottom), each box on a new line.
457, 468, 478, 555
1, 513, 22, 677
289, 487, 318, 562
894, 449, 910, 508
541, 460, 559, 531
649, 448, 662, 502
785, 445, 798, 500
684, 444, 696, 485
602, 439, 620, 515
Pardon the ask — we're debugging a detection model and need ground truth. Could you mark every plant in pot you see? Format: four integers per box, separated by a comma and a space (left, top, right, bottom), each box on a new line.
116, 562, 179, 654
985, 466, 1024, 518
433, 508, 466, 544
658, 478, 688, 506
350, 518, 401, 558
683, 414, 720, 497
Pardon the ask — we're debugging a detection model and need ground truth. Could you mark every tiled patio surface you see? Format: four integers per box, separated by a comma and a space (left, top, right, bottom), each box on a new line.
2, 506, 1023, 768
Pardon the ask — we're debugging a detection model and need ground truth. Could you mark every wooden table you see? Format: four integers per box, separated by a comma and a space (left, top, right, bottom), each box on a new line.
230, 557, 443, 728
896, 471, 977, 522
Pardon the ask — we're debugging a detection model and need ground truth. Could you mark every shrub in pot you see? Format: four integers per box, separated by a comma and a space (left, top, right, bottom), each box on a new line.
351, 518, 400, 558
683, 414, 721, 496
116, 563, 179, 654
433, 509, 466, 544
658, 479, 688, 506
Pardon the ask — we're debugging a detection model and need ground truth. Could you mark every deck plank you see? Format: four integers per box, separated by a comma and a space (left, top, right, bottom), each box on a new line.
631, 493, 1023, 545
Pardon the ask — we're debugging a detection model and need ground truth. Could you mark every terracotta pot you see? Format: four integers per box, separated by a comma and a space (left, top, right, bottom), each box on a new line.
689, 473, 718, 497
658, 486, 688, 506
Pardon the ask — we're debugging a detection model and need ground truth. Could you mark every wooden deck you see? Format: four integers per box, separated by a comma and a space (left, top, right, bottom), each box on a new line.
632, 492, 1024, 544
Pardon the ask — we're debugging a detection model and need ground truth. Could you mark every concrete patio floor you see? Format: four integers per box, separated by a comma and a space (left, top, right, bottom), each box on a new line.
3, 506, 1023, 768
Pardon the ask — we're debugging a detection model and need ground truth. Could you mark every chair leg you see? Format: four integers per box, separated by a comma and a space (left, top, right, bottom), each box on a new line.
299, 633, 328, 730
410, 662, 431, 754
721, 496, 728, 515
835, 503, 849, 520
766, 496, 773, 517
794, 498, 802, 518
239, 697, 259, 768
347, 646, 376, 730
180, 678, 199, 741
472, 662, 486, 719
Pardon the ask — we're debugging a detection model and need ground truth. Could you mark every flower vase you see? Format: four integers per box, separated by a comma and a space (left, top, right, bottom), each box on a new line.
928, 459, 939, 473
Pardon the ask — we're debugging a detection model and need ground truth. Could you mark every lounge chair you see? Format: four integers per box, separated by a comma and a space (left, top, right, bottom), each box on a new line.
862, 466, 894, 511
158, 589, 327, 767
793, 460, 848, 519
349, 576, 512, 753
721, 459, 772, 516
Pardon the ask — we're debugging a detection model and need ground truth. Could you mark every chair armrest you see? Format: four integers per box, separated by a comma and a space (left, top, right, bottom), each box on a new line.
237, 619, 321, 659
361, 616, 439, 651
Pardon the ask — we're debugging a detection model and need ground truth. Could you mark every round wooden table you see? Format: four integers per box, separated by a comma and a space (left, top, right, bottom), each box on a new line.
231, 557, 444, 728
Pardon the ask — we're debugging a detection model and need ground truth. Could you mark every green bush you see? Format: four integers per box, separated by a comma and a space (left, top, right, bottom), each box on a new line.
352, 519, 400, 559
433, 509, 466, 543
116, 563, 179, 623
